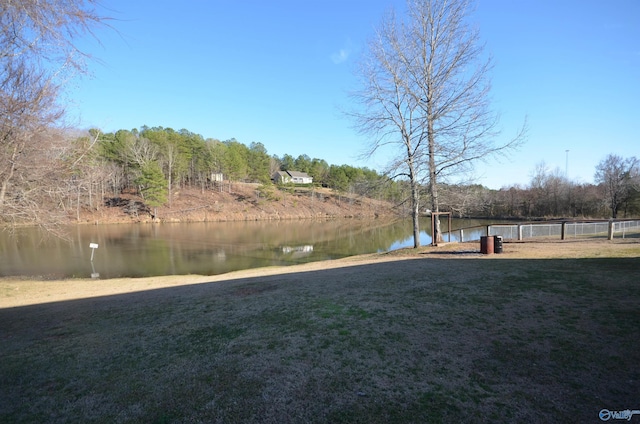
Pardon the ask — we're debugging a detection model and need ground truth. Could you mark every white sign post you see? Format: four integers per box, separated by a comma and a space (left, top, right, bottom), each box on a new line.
89, 243, 100, 278
89, 243, 99, 261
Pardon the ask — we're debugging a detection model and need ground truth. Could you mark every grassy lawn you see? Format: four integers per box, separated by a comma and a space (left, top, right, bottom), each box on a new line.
1, 246, 639, 423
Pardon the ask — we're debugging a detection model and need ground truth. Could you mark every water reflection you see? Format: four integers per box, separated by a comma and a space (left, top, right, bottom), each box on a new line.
281, 245, 314, 256
0, 218, 499, 279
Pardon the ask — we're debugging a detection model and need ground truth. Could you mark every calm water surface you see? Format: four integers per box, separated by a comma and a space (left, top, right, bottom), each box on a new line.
0, 218, 495, 279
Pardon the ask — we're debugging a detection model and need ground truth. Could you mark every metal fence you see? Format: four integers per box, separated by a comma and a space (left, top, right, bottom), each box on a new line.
452, 220, 640, 242
615, 220, 640, 237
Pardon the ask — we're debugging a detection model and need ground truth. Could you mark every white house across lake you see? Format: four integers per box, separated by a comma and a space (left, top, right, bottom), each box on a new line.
272, 170, 313, 185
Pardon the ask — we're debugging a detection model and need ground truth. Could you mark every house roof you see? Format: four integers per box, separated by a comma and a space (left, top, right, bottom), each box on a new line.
272, 170, 313, 181
286, 171, 311, 179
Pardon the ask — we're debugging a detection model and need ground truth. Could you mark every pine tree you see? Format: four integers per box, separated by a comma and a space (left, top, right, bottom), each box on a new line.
136, 162, 167, 218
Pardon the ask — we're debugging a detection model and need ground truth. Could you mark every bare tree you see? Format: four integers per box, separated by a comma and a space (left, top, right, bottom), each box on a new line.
595, 154, 639, 218
439, 183, 485, 218
0, 0, 107, 230
0, 127, 74, 234
126, 137, 159, 169
0, 63, 61, 206
350, 0, 525, 247
528, 162, 571, 217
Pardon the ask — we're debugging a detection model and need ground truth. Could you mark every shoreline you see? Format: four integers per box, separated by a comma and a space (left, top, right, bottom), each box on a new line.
2, 239, 638, 309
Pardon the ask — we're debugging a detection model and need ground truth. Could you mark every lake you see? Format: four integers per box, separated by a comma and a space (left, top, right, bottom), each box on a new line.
0, 218, 495, 279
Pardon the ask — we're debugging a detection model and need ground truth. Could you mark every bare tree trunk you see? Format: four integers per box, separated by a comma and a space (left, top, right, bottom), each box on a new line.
0, 146, 19, 208
168, 168, 172, 208
407, 155, 421, 248
76, 186, 81, 222
430, 172, 442, 243
426, 79, 442, 243
88, 180, 93, 209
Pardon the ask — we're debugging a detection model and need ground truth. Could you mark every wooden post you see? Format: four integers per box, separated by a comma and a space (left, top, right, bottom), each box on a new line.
608, 221, 614, 240
561, 221, 566, 240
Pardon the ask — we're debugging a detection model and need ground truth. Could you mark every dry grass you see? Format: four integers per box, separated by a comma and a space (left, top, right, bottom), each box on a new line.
1, 239, 639, 423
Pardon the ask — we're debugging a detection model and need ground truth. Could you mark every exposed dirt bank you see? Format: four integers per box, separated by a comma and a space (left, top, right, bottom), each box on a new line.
74, 183, 397, 225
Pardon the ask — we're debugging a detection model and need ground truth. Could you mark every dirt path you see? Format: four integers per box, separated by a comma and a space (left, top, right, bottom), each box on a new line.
2, 239, 638, 308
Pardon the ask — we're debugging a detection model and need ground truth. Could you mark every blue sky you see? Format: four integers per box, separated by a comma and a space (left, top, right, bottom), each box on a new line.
69, 0, 639, 189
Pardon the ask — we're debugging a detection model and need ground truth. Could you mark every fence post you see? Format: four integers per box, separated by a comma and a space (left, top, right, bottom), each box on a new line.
517, 224, 523, 241
460, 229, 464, 242
561, 221, 566, 240
608, 221, 614, 240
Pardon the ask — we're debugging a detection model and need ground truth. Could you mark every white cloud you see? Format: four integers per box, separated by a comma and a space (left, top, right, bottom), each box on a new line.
331, 48, 350, 64
330, 39, 354, 64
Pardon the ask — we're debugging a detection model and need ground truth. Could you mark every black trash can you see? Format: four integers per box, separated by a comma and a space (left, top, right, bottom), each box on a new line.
493, 235, 503, 254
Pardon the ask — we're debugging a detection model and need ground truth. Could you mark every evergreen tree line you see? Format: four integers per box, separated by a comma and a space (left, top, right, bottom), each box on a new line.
66, 126, 638, 220
70, 126, 402, 211
1, 125, 636, 227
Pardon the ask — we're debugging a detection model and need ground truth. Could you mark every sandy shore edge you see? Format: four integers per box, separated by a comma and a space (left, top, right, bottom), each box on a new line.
2, 239, 638, 308
0, 252, 415, 308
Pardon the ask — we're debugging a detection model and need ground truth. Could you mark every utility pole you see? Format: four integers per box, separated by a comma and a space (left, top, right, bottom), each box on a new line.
565, 150, 569, 178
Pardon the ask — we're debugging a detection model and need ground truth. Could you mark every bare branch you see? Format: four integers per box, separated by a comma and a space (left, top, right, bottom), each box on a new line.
0, 0, 110, 233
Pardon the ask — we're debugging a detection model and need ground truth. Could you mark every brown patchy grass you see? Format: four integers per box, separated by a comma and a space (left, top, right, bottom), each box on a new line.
1, 239, 639, 423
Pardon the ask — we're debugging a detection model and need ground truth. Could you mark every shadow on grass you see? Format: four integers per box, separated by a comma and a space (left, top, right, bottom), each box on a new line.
1, 257, 639, 423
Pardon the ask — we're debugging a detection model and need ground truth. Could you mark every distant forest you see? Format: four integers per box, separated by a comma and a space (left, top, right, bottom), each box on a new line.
64, 126, 638, 220
85, 126, 396, 208
4, 125, 636, 227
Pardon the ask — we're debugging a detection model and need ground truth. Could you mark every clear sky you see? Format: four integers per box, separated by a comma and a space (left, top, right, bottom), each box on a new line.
69, 0, 639, 189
